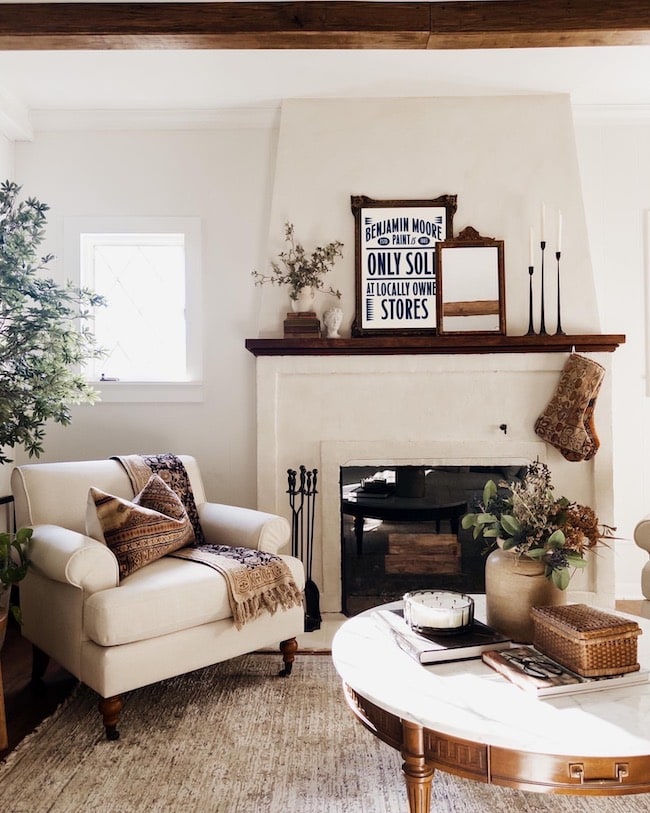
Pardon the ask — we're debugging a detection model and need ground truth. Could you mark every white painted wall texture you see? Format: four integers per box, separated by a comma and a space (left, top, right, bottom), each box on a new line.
574, 119, 650, 599
14, 128, 278, 508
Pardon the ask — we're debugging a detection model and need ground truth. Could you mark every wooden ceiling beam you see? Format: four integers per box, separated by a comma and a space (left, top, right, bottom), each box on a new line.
0, 2, 431, 50
0, 1, 649, 51
428, 1, 650, 49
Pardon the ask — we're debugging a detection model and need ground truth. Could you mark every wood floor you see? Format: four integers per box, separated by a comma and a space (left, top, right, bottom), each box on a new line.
1, 620, 77, 757
2, 600, 650, 759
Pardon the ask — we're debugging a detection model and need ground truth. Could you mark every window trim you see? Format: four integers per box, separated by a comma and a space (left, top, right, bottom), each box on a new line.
64, 216, 203, 403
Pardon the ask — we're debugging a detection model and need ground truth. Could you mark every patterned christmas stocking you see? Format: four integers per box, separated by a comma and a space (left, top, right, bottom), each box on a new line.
534, 353, 605, 462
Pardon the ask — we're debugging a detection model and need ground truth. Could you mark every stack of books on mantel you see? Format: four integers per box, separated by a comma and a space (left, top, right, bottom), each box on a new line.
283, 311, 321, 338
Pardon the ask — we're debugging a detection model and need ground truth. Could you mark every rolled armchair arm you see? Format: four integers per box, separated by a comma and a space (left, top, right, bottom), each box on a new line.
27, 524, 120, 594
634, 515, 650, 599
198, 503, 291, 554
634, 515, 650, 553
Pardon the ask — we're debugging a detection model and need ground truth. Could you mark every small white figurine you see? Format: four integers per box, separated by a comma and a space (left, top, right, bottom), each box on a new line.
323, 306, 344, 338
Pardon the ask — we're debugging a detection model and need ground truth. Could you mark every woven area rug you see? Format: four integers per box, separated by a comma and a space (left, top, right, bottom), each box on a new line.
2, 654, 650, 813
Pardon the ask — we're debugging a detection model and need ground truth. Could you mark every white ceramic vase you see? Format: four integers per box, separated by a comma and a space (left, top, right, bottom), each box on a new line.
290, 286, 316, 313
485, 546, 565, 643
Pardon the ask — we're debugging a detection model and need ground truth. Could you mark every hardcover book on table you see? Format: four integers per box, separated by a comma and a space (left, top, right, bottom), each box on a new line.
373, 608, 511, 664
482, 646, 650, 697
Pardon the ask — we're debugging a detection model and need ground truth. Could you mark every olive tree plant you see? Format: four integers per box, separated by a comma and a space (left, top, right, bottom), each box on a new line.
0, 179, 105, 465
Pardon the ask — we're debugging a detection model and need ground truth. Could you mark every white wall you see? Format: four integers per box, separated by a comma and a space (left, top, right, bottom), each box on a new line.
14, 127, 278, 507
575, 116, 650, 598
0, 134, 12, 178
258, 95, 599, 338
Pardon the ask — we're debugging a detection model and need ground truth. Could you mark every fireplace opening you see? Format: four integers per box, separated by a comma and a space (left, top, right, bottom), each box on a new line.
340, 463, 527, 616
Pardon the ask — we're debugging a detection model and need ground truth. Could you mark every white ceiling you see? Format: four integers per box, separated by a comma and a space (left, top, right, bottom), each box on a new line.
1, 44, 650, 134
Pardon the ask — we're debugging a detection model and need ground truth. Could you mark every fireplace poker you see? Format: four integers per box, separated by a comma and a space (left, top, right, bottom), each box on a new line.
298, 465, 306, 564
286, 464, 321, 631
308, 469, 318, 584
286, 469, 300, 559
304, 467, 313, 574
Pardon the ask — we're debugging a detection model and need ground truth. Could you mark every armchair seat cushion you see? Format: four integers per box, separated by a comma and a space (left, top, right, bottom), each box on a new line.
84, 553, 305, 647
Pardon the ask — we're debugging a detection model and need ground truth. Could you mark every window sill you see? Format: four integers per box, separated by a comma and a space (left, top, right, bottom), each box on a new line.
91, 381, 204, 403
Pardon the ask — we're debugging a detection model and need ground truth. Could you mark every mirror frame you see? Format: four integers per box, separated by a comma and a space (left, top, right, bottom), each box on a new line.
435, 226, 506, 336
350, 193, 457, 337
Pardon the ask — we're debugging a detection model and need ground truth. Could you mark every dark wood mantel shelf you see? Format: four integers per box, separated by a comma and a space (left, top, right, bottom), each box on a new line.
245, 333, 625, 357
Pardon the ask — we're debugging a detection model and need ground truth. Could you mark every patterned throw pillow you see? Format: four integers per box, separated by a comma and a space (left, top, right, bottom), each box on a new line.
88, 474, 195, 579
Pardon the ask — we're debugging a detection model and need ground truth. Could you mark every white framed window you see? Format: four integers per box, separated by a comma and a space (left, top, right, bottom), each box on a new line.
65, 217, 202, 402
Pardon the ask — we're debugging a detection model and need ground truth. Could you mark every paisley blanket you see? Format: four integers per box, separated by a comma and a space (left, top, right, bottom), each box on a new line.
114, 453, 302, 628
170, 543, 303, 629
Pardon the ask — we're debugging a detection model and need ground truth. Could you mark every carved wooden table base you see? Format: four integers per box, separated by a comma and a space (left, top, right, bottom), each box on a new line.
343, 684, 650, 812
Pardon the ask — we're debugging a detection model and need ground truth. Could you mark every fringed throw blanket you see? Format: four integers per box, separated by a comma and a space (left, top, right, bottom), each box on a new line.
113, 453, 303, 628
170, 544, 303, 629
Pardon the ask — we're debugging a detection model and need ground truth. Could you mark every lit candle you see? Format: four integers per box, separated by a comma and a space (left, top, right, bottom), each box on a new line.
541, 203, 546, 243
529, 226, 534, 267
557, 210, 563, 253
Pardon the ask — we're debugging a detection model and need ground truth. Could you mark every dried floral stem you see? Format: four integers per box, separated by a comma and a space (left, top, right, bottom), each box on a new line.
462, 461, 613, 590
252, 222, 343, 301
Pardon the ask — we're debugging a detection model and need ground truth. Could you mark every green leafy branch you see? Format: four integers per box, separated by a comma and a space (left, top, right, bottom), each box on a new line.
0, 180, 106, 464
252, 222, 343, 300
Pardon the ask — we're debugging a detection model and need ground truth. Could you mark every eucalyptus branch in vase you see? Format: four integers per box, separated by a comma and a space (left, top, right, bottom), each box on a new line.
252, 222, 343, 301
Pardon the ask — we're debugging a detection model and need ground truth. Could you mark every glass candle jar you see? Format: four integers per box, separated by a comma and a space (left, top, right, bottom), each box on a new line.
403, 590, 474, 635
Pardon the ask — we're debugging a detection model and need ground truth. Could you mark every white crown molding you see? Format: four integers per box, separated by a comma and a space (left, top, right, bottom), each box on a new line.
29, 106, 280, 133
573, 104, 650, 125
11, 102, 650, 136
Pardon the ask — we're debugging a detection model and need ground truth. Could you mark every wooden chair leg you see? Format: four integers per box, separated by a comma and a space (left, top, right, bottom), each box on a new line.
98, 695, 123, 741
31, 645, 50, 682
279, 637, 298, 677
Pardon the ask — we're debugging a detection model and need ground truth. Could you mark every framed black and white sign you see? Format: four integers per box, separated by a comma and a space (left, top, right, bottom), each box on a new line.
350, 194, 457, 336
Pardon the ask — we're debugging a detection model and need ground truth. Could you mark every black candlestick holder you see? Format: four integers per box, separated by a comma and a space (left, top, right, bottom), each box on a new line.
555, 250, 565, 335
526, 265, 535, 334
539, 240, 547, 335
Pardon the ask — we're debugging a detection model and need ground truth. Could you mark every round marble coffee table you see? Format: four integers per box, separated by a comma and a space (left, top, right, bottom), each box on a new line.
332, 600, 650, 813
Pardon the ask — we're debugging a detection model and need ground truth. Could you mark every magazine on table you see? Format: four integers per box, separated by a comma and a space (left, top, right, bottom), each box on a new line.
482, 646, 650, 697
373, 607, 511, 664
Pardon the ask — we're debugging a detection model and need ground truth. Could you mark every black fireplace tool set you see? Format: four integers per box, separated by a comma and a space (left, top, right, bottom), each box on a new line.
287, 466, 321, 631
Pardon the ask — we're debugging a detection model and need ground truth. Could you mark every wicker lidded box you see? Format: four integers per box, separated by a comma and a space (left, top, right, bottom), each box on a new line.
531, 604, 642, 678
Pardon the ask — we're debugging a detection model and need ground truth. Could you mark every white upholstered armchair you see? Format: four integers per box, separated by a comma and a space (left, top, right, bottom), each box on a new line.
11, 455, 305, 739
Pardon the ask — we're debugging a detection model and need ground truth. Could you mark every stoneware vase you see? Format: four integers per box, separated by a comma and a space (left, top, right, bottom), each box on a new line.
485, 546, 566, 643
290, 286, 316, 313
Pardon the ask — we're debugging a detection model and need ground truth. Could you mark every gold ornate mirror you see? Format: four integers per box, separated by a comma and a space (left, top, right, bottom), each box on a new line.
435, 227, 506, 335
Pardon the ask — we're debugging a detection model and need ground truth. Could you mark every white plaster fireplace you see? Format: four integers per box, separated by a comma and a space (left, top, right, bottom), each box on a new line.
253, 351, 615, 613
249, 93, 619, 613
